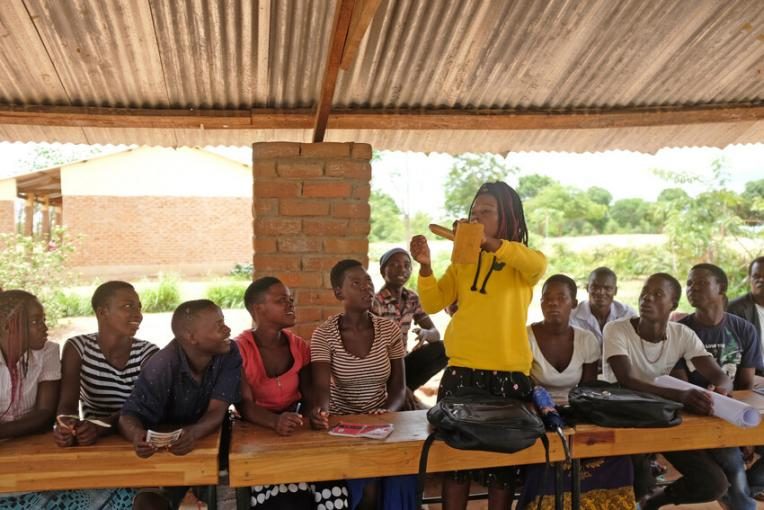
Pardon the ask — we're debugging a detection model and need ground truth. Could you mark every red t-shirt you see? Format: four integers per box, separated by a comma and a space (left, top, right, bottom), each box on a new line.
235, 329, 311, 413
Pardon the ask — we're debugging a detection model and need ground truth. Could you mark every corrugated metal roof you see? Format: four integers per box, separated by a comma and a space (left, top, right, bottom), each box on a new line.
0, 0, 763, 153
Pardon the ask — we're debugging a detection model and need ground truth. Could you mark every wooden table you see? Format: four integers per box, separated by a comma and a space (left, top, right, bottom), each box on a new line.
229, 410, 570, 487
0, 429, 221, 493
571, 390, 764, 459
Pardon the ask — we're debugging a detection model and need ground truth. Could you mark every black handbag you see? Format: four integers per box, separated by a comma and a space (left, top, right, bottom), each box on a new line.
425, 390, 546, 453
568, 383, 683, 428
417, 389, 551, 508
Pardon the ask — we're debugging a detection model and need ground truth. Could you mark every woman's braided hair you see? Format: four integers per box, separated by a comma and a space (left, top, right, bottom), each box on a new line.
0, 290, 38, 419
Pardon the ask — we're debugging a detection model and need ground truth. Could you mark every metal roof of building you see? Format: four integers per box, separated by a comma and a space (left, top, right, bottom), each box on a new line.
1, 0, 763, 153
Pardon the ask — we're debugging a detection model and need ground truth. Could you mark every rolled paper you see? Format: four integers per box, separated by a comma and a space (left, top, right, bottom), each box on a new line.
452, 222, 483, 264
428, 223, 455, 240
653, 375, 761, 428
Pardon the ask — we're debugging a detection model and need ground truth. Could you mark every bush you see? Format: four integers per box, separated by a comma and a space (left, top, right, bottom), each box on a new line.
139, 273, 181, 313
53, 291, 92, 317
0, 228, 75, 325
206, 281, 248, 309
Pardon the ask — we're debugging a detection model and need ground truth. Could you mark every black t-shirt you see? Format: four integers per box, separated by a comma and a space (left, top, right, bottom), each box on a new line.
678, 313, 763, 387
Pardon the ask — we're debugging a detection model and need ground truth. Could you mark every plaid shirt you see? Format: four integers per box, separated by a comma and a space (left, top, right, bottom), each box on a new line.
372, 287, 429, 338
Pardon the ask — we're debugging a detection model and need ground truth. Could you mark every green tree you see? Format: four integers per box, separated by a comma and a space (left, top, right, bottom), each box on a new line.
369, 189, 404, 242
656, 188, 690, 204
525, 184, 608, 236
740, 179, 764, 226
443, 154, 518, 218
517, 174, 556, 200
610, 198, 656, 232
586, 186, 612, 207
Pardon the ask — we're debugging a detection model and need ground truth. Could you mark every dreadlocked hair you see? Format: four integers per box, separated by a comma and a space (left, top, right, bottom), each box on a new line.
469, 181, 529, 245
0, 290, 38, 419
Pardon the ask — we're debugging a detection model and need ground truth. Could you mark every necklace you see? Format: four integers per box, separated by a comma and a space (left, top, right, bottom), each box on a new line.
634, 321, 667, 364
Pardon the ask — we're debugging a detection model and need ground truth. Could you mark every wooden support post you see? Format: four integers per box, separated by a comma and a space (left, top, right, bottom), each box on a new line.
41, 196, 51, 240
24, 195, 34, 237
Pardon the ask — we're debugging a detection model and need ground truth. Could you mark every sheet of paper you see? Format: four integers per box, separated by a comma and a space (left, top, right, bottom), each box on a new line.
146, 428, 183, 447
653, 375, 761, 428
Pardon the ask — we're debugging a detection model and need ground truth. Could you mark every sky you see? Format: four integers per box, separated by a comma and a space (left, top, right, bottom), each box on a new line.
370, 144, 764, 217
1, 141, 761, 220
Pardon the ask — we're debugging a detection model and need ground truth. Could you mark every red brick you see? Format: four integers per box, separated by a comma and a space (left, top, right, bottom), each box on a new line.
292, 323, 319, 341
295, 288, 338, 306
254, 217, 302, 236
0, 201, 14, 234
280, 199, 330, 216
252, 160, 276, 178
325, 160, 371, 180
277, 161, 324, 178
321, 306, 342, 320
352, 183, 371, 200
277, 237, 322, 253
293, 306, 322, 323
346, 220, 371, 236
279, 271, 323, 289
302, 218, 349, 236
350, 143, 372, 160
302, 255, 343, 271
254, 253, 301, 271
64, 196, 250, 268
254, 237, 277, 253
302, 182, 352, 198
253, 198, 278, 215
253, 142, 300, 159
323, 238, 368, 254
299, 142, 351, 158
332, 201, 370, 218
255, 180, 301, 198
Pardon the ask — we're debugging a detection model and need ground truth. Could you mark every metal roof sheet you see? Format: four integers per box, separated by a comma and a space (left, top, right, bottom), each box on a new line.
0, 0, 763, 153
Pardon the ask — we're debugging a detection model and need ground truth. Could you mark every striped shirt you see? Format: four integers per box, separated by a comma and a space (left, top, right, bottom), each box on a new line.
66, 334, 158, 419
311, 313, 405, 415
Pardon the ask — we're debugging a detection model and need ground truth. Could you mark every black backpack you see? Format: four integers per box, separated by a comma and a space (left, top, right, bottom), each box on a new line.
568, 383, 683, 428
417, 389, 552, 507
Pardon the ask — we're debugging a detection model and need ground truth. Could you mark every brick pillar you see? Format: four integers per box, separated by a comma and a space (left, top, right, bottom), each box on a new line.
24, 195, 34, 236
252, 142, 372, 340
0, 179, 16, 234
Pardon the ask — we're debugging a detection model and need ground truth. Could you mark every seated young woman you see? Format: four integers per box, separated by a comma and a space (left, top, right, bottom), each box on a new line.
518, 275, 636, 509
236, 276, 348, 509
54, 281, 158, 446
0, 290, 135, 510
309, 260, 416, 510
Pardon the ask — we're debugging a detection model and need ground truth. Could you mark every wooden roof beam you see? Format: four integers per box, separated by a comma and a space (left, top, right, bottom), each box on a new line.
339, 0, 382, 70
1, 104, 764, 130
313, 0, 356, 142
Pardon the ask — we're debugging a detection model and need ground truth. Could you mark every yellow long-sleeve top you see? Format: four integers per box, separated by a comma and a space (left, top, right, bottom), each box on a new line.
418, 240, 547, 374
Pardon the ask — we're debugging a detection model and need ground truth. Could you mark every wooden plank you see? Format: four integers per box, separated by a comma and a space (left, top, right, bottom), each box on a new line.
572, 390, 764, 459
2, 104, 764, 131
228, 410, 569, 487
0, 429, 221, 493
312, 0, 357, 143
339, 0, 382, 70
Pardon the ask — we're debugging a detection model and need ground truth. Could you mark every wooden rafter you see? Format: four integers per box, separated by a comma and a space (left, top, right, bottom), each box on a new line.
312, 0, 356, 143
339, 0, 382, 70
2, 104, 764, 131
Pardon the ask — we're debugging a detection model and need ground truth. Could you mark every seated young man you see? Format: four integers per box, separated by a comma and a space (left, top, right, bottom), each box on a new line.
570, 266, 636, 346
119, 299, 241, 510
676, 264, 762, 510
371, 248, 446, 395
603, 273, 732, 510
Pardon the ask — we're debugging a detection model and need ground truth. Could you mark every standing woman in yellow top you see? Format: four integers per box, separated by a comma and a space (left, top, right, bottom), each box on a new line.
410, 181, 547, 510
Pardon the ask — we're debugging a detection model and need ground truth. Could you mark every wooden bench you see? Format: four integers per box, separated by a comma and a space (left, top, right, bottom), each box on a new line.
0, 428, 221, 493
228, 409, 570, 485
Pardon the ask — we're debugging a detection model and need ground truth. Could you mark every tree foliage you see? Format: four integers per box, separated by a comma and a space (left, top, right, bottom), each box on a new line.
444, 154, 518, 218
369, 189, 404, 242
